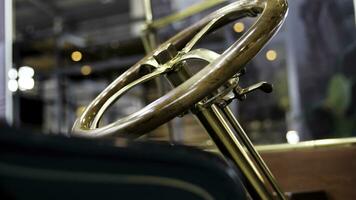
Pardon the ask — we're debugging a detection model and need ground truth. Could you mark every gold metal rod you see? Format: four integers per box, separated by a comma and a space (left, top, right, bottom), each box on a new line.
142, 0, 176, 141
162, 50, 274, 199
143, 0, 153, 23
150, 0, 226, 29
222, 106, 286, 199
194, 104, 273, 200
142, 0, 157, 52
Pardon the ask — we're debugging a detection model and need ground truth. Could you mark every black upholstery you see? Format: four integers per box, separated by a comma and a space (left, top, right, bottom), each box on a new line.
0, 126, 247, 200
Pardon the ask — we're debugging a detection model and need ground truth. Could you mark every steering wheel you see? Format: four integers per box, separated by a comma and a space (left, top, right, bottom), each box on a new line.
72, 0, 288, 138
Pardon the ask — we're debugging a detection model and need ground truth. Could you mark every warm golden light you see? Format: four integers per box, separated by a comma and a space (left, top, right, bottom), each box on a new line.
71, 51, 83, 62
81, 65, 92, 76
233, 22, 245, 33
266, 50, 277, 61
76, 106, 86, 117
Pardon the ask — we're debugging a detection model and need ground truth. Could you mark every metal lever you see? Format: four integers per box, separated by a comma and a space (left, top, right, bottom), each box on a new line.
234, 82, 273, 101
206, 80, 273, 108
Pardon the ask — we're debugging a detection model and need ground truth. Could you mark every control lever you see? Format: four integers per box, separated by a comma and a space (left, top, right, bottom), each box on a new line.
210, 80, 273, 108
234, 82, 273, 101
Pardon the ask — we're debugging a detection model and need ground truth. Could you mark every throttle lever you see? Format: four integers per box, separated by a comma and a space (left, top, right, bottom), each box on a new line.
234, 82, 273, 101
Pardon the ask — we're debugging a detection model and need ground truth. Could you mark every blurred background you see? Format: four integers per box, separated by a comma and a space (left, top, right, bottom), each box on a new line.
0, 0, 355, 146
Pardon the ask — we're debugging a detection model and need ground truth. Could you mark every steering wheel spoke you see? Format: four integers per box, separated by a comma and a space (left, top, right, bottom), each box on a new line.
90, 66, 168, 129
182, 18, 220, 53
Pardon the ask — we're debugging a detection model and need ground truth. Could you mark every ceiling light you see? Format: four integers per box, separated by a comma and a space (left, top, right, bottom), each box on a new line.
18, 77, 35, 91
286, 130, 300, 144
266, 50, 277, 61
8, 80, 18, 92
76, 106, 86, 117
71, 51, 83, 62
233, 22, 245, 33
81, 65, 92, 76
8, 68, 18, 79
18, 66, 34, 78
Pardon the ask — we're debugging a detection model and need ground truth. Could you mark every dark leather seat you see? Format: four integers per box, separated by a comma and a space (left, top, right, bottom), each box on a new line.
0, 126, 247, 200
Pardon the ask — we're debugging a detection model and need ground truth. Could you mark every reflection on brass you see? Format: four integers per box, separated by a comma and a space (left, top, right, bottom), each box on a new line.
72, 0, 288, 199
